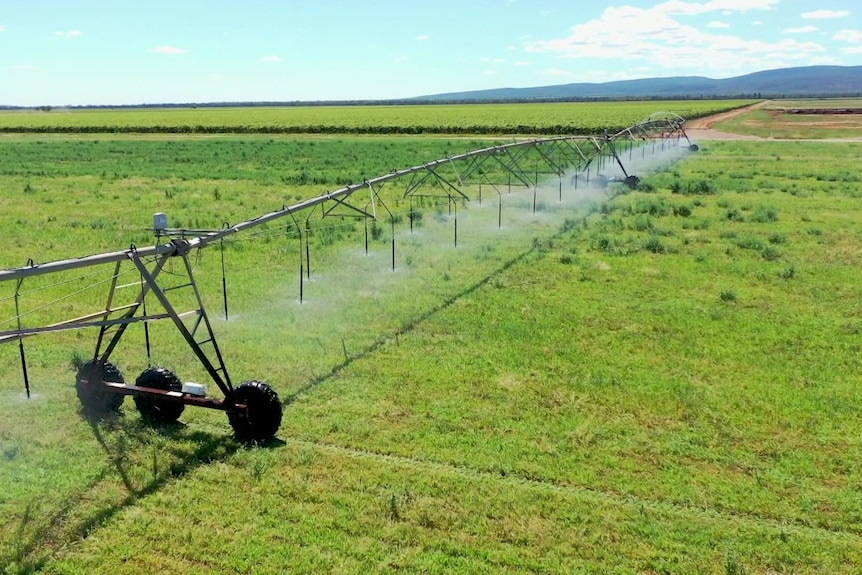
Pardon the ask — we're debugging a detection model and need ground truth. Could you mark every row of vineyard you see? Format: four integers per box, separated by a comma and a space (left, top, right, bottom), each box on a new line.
0, 100, 756, 134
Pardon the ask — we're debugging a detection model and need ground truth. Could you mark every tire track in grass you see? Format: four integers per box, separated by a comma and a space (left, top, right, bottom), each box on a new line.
286, 436, 862, 546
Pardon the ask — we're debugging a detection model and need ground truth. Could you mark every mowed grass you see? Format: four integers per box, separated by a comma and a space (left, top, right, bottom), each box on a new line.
1, 139, 862, 573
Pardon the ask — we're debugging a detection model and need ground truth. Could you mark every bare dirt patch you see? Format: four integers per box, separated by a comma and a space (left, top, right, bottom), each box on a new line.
686, 101, 862, 142
685, 103, 766, 141
686, 103, 765, 130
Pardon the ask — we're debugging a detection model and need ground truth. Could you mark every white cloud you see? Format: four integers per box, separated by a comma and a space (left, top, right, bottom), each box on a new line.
752, 20, 763, 26
483, 70, 498, 75
834, 29, 862, 43
845, 46, 862, 54
514, 60, 530, 66
148, 45, 188, 55
394, 55, 409, 63
11, 64, 37, 71
802, 10, 849, 19
524, 1, 823, 77
651, 0, 780, 16
506, 45, 516, 51
580, 68, 661, 82
259, 56, 282, 63
806, 55, 841, 65
0, 25, 5, 32
416, 34, 430, 41
707, 21, 730, 28
784, 26, 818, 34
480, 57, 506, 63
54, 30, 82, 37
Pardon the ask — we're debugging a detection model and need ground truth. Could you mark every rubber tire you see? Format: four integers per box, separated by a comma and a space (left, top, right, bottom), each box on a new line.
689, 144, 700, 152
227, 381, 282, 443
134, 366, 185, 424
76, 360, 125, 416
624, 175, 640, 189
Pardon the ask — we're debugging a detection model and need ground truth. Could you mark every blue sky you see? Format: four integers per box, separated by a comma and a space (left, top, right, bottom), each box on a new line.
1, 0, 860, 106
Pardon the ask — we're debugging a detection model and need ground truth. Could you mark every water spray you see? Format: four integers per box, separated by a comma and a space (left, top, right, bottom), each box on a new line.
0, 112, 695, 442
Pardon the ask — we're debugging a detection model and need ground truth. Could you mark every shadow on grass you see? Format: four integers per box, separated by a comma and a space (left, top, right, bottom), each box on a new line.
283, 240, 542, 406
2, 410, 242, 574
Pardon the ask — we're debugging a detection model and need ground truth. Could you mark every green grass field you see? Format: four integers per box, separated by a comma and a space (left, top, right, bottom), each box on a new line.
1, 123, 861, 573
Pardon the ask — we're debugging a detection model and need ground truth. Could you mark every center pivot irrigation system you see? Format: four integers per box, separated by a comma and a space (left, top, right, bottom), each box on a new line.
0, 112, 695, 442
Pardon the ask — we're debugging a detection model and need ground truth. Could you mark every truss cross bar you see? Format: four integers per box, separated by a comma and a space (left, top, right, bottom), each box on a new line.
560, 139, 592, 165
455, 154, 486, 183
422, 166, 470, 200
96, 254, 170, 363
131, 251, 233, 396
189, 310, 205, 339
505, 145, 544, 184
322, 190, 376, 220
531, 143, 566, 175
92, 260, 123, 360
606, 140, 630, 178
490, 151, 534, 190
179, 253, 233, 392
447, 157, 465, 187
0, 308, 198, 344
404, 170, 436, 197
162, 282, 195, 293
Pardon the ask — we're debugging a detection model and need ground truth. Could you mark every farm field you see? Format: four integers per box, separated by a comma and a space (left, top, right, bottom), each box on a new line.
1, 118, 862, 572
0, 99, 755, 135
765, 98, 862, 110
710, 98, 862, 139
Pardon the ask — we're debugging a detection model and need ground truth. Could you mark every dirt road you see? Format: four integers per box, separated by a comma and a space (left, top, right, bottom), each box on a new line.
685, 102, 766, 141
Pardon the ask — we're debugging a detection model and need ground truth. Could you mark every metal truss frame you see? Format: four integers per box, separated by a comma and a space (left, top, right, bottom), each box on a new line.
0, 113, 694, 405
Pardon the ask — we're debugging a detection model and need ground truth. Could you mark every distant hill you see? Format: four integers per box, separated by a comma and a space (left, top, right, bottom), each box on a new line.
415, 65, 862, 102
5, 65, 860, 110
